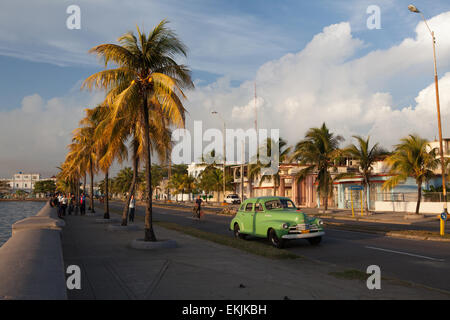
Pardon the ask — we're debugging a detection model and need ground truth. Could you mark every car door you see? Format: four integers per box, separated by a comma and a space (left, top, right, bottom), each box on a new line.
242, 201, 255, 234
253, 201, 267, 236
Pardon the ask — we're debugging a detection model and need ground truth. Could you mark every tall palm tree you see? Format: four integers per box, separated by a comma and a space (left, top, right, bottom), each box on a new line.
382, 135, 439, 215
341, 135, 388, 214
290, 123, 343, 211
249, 137, 291, 196
67, 121, 97, 213
74, 109, 101, 213
83, 21, 194, 241
89, 104, 128, 219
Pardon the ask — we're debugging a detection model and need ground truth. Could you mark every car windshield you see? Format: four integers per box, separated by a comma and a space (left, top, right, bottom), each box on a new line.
264, 199, 296, 210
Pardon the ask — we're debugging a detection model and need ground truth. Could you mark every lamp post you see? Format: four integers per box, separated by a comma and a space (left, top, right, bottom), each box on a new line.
409, 4, 448, 235
212, 111, 226, 203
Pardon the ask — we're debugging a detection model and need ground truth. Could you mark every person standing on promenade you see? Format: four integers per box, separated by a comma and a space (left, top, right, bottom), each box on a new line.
129, 194, 136, 222
55, 193, 63, 218
61, 194, 68, 216
80, 193, 86, 215
68, 193, 74, 215
49, 194, 58, 208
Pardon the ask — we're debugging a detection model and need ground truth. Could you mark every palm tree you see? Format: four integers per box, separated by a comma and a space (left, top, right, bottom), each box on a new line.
382, 135, 439, 215
114, 167, 134, 196
89, 104, 128, 219
182, 174, 196, 201
73, 110, 100, 214
341, 135, 388, 214
65, 121, 97, 213
249, 137, 291, 196
83, 21, 194, 241
290, 123, 343, 211
168, 172, 183, 201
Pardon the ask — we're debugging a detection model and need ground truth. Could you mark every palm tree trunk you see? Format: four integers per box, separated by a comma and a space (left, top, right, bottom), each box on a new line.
75, 177, 79, 215
121, 143, 139, 226
415, 182, 422, 215
104, 170, 110, 219
90, 161, 95, 213
363, 177, 370, 214
83, 175, 86, 197
142, 97, 156, 242
323, 172, 328, 211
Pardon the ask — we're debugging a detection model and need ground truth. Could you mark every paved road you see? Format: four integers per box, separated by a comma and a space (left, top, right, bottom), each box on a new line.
107, 201, 450, 293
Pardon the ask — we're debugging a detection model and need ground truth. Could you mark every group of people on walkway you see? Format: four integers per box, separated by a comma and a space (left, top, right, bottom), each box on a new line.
49, 192, 88, 218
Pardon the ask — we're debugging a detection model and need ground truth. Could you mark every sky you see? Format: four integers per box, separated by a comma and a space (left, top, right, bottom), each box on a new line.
1, 0, 450, 178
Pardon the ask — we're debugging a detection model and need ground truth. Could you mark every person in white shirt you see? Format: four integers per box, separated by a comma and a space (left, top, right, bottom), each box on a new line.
129, 195, 136, 222
60, 194, 68, 216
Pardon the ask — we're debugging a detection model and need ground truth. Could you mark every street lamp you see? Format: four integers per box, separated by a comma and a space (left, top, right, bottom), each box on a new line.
212, 111, 226, 203
409, 4, 448, 235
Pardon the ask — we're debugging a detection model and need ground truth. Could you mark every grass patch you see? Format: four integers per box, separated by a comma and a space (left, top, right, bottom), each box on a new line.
108, 207, 298, 259
154, 221, 300, 260
329, 269, 367, 281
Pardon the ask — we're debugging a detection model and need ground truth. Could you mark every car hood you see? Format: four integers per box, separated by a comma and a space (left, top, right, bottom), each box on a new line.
264, 209, 314, 224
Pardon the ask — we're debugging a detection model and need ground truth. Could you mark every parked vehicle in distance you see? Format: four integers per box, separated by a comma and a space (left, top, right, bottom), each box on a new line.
230, 196, 324, 248
225, 194, 241, 204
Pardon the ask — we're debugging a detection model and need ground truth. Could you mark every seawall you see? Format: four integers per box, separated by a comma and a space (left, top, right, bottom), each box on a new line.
0, 203, 67, 299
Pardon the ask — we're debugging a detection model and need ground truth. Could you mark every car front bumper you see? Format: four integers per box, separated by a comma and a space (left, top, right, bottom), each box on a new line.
282, 231, 325, 239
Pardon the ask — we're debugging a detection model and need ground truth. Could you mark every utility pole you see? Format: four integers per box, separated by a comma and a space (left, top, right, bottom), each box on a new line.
241, 141, 244, 202
212, 111, 226, 203
248, 82, 258, 198
409, 4, 448, 235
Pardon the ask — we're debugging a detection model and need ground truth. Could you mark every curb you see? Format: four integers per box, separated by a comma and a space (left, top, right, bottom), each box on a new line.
386, 232, 450, 242
326, 224, 450, 242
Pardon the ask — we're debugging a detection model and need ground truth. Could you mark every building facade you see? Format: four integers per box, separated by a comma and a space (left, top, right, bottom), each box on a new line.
9, 173, 41, 192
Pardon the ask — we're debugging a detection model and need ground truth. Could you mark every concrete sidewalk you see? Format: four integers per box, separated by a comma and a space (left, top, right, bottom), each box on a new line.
61, 208, 450, 299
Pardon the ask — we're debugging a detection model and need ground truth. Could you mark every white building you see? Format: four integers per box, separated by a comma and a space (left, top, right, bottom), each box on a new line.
9, 172, 41, 192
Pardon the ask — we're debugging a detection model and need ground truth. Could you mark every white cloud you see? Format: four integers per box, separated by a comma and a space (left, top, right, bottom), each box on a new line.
0, 92, 103, 177
185, 13, 450, 151
2, 9, 450, 177
0, 0, 294, 79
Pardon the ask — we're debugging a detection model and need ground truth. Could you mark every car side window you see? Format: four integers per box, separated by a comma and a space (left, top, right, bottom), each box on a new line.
239, 203, 245, 211
245, 203, 254, 212
255, 203, 263, 212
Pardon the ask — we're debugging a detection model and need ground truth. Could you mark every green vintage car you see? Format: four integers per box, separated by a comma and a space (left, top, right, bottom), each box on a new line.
230, 196, 324, 248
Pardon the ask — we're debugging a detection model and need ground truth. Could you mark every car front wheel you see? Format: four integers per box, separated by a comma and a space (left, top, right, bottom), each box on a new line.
234, 223, 246, 239
307, 236, 322, 245
269, 229, 284, 249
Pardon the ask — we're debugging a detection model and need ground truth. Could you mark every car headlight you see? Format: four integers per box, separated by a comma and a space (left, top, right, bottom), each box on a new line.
282, 223, 289, 229
317, 219, 324, 226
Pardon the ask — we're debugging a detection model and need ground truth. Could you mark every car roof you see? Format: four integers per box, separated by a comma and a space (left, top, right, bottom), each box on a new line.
242, 196, 291, 203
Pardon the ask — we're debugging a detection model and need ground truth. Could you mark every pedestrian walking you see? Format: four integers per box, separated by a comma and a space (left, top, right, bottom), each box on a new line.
129, 194, 136, 222
194, 195, 203, 220
80, 193, 86, 215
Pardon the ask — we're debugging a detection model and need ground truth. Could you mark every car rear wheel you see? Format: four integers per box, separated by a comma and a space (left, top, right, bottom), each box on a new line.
269, 229, 284, 249
307, 236, 322, 245
234, 224, 246, 239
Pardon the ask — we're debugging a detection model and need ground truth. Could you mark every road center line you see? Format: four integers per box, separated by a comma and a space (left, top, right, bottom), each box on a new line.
365, 246, 445, 262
